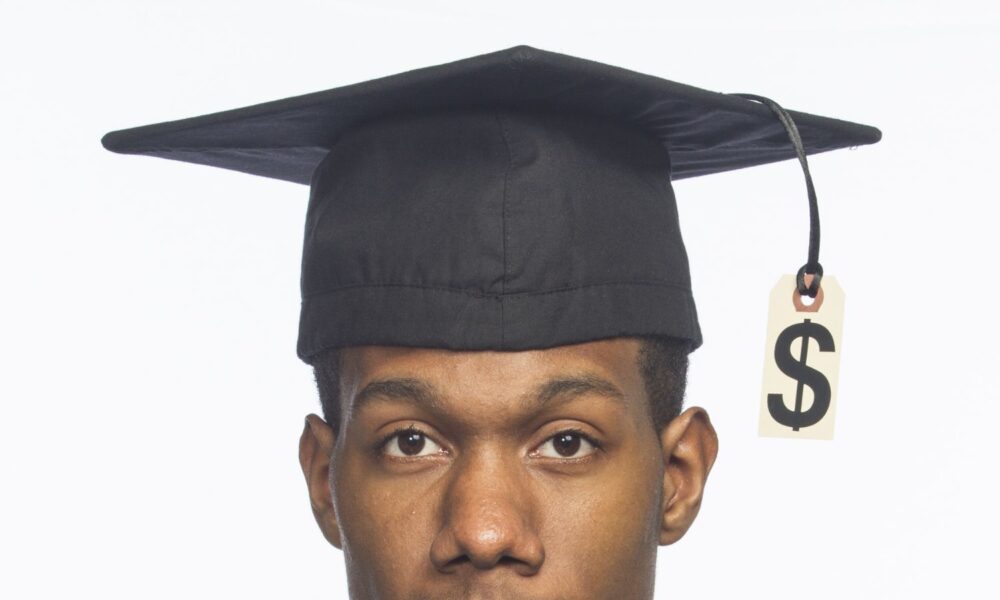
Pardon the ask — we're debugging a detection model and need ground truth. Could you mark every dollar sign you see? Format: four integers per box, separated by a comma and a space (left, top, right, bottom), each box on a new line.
767, 318, 835, 431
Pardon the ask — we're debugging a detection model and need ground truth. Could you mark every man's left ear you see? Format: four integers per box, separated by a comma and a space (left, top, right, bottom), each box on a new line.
658, 406, 719, 545
299, 414, 343, 549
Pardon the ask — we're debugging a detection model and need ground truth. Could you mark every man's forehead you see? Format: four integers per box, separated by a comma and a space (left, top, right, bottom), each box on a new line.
339, 338, 644, 383
336, 338, 646, 416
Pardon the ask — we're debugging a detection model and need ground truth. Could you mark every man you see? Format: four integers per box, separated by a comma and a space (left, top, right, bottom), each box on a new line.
102, 45, 879, 598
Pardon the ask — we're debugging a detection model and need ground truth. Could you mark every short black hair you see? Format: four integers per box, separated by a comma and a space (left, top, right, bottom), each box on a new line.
309, 336, 691, 435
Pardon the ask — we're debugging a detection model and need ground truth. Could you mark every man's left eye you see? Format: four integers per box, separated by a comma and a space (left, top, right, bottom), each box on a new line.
382, 429, 444, 458
534, 431, 600, 459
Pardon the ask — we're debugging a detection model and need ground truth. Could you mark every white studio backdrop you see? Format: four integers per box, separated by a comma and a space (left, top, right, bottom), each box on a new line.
1, 1, 997, 598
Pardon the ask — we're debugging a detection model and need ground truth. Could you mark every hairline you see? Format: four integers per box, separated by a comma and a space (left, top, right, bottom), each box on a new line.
309, 336, 690, 436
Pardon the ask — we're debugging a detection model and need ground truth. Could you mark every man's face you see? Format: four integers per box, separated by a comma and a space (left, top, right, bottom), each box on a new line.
299, 338, 717, 600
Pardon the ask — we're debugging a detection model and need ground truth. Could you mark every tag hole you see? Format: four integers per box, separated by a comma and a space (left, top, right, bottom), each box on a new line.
791, 278, 824, 312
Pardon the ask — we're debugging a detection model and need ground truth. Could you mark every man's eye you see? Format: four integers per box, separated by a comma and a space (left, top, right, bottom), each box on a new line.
535, 431, 601, 459
381, 428, 445, 458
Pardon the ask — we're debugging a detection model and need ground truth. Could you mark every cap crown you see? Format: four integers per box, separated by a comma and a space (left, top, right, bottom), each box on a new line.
297, 108, 698, 358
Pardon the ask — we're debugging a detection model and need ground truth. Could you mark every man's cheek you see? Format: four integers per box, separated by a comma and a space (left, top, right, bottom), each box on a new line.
548, 485, 653, 554
337, 486, 440, 596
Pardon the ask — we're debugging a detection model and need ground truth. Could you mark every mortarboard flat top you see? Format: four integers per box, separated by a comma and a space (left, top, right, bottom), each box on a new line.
101, 45, 881, 361
101, 45, 880, 184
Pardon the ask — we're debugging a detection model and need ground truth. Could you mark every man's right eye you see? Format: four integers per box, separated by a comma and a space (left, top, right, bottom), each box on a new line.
381, 427, 446, 458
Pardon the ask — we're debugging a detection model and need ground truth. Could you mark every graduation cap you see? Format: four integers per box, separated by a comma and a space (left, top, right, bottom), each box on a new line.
101, 45, 881, 362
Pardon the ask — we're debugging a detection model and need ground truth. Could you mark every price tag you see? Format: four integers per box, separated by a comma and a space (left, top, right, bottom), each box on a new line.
759, 274, 844, 440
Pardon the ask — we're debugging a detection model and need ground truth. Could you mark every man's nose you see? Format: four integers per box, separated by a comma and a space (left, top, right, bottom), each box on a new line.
429, 449, 544, 575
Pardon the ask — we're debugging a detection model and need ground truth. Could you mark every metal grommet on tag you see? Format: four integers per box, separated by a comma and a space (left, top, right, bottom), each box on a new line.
792, 273, 825, 312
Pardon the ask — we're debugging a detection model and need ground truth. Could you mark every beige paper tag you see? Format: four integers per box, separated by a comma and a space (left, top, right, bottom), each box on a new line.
759, 275, 844, 440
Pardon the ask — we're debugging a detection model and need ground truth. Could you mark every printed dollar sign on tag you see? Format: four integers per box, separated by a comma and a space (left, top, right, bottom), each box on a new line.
759, 275, 844, 440
767, 318, 834, 430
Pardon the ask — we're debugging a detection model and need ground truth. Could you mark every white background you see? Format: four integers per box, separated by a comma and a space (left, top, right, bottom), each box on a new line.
2, 1, 997, 598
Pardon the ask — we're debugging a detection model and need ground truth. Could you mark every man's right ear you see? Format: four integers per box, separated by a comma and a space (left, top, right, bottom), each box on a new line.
298, 413, 342, 548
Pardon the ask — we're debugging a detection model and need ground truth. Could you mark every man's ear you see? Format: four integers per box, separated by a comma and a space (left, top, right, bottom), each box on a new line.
658, 406, 719, 545
299, 413, 342, 549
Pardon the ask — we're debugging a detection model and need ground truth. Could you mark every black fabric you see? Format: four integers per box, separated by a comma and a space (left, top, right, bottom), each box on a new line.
100, 45, 881, 361
296, 109, 698, 359
101, 45, 881, 183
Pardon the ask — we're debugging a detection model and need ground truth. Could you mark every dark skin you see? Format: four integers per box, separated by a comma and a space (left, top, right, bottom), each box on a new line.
299, 337, 718, 600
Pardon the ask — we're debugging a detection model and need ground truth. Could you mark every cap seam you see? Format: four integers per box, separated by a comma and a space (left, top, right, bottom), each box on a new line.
301, 280, 693, 301
107, 142, 845, 157
495, 52, 526, 346
495, 112, 513, 345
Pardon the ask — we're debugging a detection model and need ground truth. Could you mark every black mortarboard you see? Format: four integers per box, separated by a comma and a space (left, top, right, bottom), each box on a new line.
101, 45, 880, 361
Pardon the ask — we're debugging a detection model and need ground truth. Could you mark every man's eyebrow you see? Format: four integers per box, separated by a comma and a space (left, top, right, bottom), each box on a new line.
528, 374, 627, 409
350, 373, 627, 419
350, 378, 441, 419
